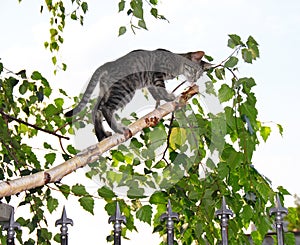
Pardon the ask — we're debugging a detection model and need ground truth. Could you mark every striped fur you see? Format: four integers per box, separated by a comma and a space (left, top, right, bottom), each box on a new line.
65, 49, 211, 141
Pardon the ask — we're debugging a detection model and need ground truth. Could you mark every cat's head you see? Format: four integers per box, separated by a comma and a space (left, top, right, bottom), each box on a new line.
179, 51, 213, 83
181, 51, 213, 71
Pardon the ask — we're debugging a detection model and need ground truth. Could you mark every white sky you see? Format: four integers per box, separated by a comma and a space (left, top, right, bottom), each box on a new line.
1, 0, 300, 244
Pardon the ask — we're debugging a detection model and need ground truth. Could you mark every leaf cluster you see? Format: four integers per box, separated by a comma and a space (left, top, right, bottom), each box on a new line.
38, 0, 88, 72
117, 0, 167, 36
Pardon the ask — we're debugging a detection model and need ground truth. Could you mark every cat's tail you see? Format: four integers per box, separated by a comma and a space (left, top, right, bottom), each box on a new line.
64, 68, 107, 117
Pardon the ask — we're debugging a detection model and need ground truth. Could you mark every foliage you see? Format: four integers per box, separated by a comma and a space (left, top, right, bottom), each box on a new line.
117, 0, 167, 36
0, 1, 291, 245
85, 35, 286, 244
0, 65, 81, 244
286, 195, 300, 231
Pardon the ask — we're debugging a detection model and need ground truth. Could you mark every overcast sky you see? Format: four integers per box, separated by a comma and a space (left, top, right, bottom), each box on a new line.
1, 0, 300, 243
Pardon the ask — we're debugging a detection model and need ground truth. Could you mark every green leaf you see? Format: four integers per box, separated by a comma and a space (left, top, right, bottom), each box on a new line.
19, 82, 28, 95
169, 127, 186, 149
54, 98, 64, 109
284, 232, 296, 245
132, 2, 143, 19
150, 0, 158, 5
240, 77, 256, 94
241, 205, 253, 221
228, 34, 243, 48
246, 36, 260, 59
44, 142, 53, 150
54, 234, 61, 243
98, 186, 116, 199
277, 186, 291, 195
130, 137, 143, 148
257, 183, 272, 202
44, 41, 49, 48
47, 197, 58, 213
58, 35, 64, 44
136, 205, 152, 225
145, 159, 152, 168
260, 126, 271, 142
214, 68, 224, 80
153, 160, 166, 169
62, 63, 67, 71
150, 8, 158, 18
38, 228, 52, 241
224, 56, 238, 68
81, 2, 88, 13
52, 56, 57, 65
49, 28, 58, 37
50, 41, 58, 51
118, 26, 127, 36
71, 11, 77, 20
128, 186, 145, 199
79, 196, 94, 214
149, 191, 167, 204
218, 84, 234, 103
58, 184, 70, 199
44, 153, 56, 165
72, 184, 88, 196
242, 48, 253, 63
44, 104, 58, 117
277, 123, 283, 136
246, 35, 258, 46
118, 0, 125, 12
111, 150, 125, 162
59, 88, 68, 96
31, 71, 43, 80
138, 19, 147, 30
205, 80, 217, 96
67, 144, 77, 155
251, 230, 263, 244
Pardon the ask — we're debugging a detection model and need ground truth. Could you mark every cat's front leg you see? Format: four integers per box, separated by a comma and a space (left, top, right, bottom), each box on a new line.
148, 86, 175, 105
101, 108, 132, 139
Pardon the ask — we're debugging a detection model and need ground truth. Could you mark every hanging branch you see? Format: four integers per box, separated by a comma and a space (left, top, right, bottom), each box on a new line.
0, 85, 199, 198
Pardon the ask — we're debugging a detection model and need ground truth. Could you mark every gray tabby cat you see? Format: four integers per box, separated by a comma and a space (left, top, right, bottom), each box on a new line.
65, 49, 211, 141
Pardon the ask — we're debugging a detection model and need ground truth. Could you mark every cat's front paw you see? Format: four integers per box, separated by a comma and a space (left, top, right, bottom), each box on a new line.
164, 93, 176, 102
104, 131, 112, 138
123, 128, 132, 139
119, 126, 132, 139
115, 125, 132, 139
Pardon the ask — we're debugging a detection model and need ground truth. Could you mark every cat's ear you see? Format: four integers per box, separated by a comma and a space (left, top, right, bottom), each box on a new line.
190, 51, 205, 62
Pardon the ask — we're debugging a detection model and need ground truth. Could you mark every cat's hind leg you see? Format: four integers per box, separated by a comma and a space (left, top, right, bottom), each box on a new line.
94, 110, 112, 142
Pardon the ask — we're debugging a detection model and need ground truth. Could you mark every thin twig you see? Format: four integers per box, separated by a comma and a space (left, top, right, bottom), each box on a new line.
172, 80, 187, 93
161, 112, 175, 164
213, 45, 242, 68
59, 137, 68, 155
0, 110, 70, 140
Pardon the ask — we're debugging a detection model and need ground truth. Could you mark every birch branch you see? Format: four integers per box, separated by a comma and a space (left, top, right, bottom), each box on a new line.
0, 85, 199, 198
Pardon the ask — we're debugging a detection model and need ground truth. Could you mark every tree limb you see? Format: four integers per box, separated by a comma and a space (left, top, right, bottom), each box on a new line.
0, 85, 199, 198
